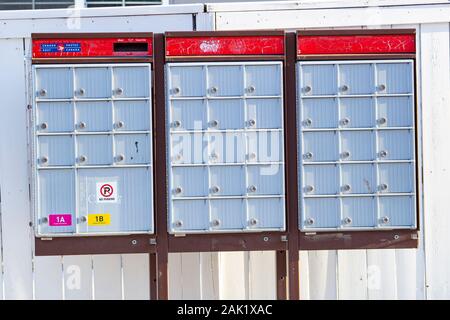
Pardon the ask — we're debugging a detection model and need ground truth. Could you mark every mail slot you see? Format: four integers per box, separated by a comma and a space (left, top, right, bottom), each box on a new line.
32, 33, 154, 236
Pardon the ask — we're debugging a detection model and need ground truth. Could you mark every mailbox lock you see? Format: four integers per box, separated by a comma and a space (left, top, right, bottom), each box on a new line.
381, 216, 390, 224
209, 120, 219, 128
378, 183, 388, 191
131, 240, 138, 245
211, 185, 220, 194
115, 154, 125, 162
174, 220, 183, 228
39, 89, 47, 97
40, 217, 48, 224
211, 219, 221, 227
174, 186, 183, 195
343, 217, 352, 225
172, 87, 181, 95
115, 121, 125, 129
248, 152, 257, 161
173, 154, 182, 161
248, 119, 256, 127
340, 151, 350, 159
303, 86, 312, 93
248, 185, 257, 193
40, 156, 48, 164
303, 152, 313, 160
378, 84, 386, 91
209, 86, 218, 94
77, 121, 87, 130
340, 85, 349, 92
78, 155, 87, 163
306, 218, 314, 225
77, 88, 85, 96
210, 153, 218, 162
304, 185, 314, 193
378, 150, 388, 158
303, 118, 312, 127
340, 118, 350, 126
377, 117, 387, 125
247, 85, 256, 94
341, 184, 351, 192
249, 218, 258, 226
115, 88, 124, 96
40, 122, 48, 130
78, 216, 87, 223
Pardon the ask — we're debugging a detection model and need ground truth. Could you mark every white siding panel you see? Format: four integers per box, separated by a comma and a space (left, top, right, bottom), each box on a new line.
34, 256, 63, 300
337, 250, 368, 300
219, 252, 248, 299
299, 251, 310, 300
168, 253, 183, 300
421, 23, 450, 300
0, 38, 33, 300
200, 252, 220, 300
0, 15, 195, 39
179, 253, 202, 299
92, 255, 123, 300
307, 251, 337, 299
367, 250, 397, 300
63, 255, 93, 300
248, 251, 276, 300
122, 254, 150, 300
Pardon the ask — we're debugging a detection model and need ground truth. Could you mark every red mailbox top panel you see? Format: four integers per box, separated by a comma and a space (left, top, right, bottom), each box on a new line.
32, 35, 153, 59
166, 34, 285, 57
297, 31, 415, 56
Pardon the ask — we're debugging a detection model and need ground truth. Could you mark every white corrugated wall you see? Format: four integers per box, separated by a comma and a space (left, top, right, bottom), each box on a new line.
1, 1, 450, 299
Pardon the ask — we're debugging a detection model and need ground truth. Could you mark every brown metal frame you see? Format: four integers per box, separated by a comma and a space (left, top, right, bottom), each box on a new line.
162, 30, 290, 300
31, 30, 421, 301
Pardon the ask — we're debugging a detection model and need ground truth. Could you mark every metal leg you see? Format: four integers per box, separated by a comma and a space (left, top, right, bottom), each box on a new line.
276, 250, 287, 300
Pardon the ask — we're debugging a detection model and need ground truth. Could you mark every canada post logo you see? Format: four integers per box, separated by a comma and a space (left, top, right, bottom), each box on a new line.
40, 42, 81, 53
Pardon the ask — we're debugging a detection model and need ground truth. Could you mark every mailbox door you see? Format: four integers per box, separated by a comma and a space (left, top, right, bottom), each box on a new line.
207, 65, 243, 97
38, 136, 75, 166
37, 102, 74, 133
112, 66, 150, 98
75, 101, 112, 132
74, 67, 111, 98
38, 170, 75, 234
35, 67, 73, 99
114, 100, 151, 132
338, 63, 374, 95
77, 168, 152, 234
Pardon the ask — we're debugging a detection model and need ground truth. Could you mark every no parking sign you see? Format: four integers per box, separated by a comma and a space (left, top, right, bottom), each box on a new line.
97, 182, 118, 203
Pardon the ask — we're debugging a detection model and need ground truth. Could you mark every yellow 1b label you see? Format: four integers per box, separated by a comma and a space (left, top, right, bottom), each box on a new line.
88, 214, 111, 226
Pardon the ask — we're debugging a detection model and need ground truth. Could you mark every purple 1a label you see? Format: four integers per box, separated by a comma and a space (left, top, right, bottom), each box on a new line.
49, 214, 72, 226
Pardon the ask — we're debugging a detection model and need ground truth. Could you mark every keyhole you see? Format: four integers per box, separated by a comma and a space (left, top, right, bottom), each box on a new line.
135, 141, 139, 153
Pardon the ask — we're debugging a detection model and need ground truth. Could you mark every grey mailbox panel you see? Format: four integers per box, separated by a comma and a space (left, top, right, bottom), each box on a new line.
298, 60, 416, 231
34, 63, 154, 236
166, 62, 286, 233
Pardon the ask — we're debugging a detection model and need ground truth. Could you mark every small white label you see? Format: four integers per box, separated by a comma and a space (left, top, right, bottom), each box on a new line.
96, 182, 117, 203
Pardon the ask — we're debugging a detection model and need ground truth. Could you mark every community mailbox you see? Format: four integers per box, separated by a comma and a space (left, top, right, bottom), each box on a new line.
165, 32, 287, 233
296, 31, 418, 231
32, 33, 155, 236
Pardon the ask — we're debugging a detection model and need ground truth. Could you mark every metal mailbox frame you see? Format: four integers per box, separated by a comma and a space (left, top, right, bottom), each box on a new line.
31, 30, 420, 301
